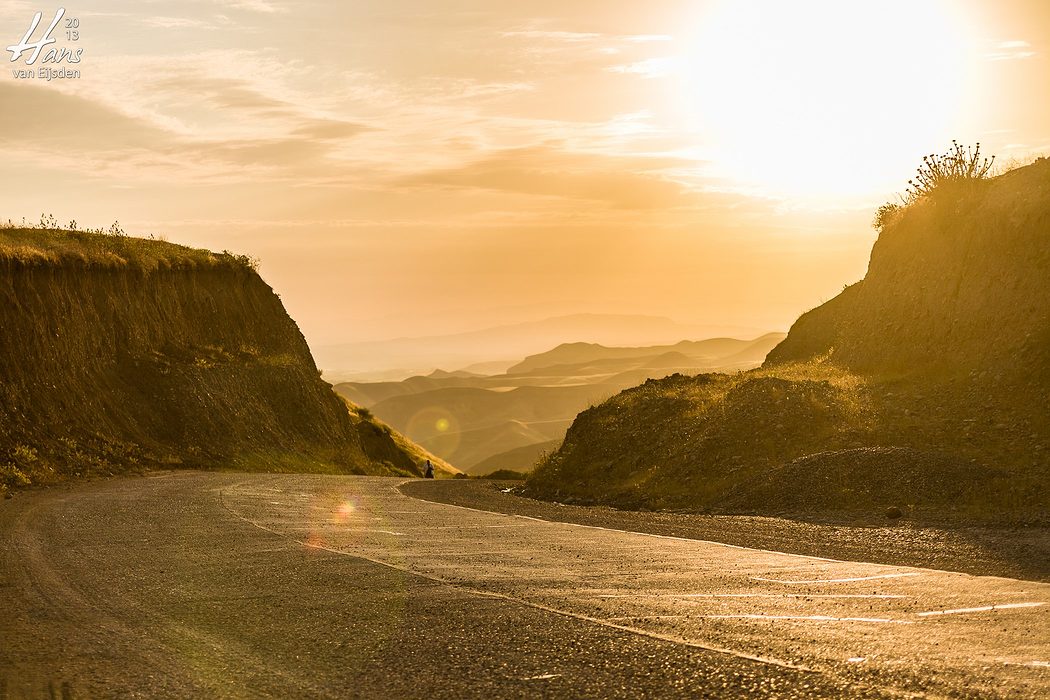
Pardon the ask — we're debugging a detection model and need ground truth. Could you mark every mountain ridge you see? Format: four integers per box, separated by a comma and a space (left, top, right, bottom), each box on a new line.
316, 314, 771, 380
336, 334, 782, 473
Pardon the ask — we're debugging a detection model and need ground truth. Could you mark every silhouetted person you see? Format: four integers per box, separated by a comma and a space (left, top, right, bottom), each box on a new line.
424, 459, 435, 479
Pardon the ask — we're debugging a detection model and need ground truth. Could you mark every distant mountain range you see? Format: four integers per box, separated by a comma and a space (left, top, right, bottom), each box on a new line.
507, 337, 781, 375
333, 333, 785, 474
315, 314, 769, 382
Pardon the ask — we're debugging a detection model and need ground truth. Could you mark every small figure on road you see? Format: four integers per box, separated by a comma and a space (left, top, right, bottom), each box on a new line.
424, 459, 435, 479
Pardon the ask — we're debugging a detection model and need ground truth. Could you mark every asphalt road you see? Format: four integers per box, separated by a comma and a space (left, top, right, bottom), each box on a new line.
1, 473, 1047, 698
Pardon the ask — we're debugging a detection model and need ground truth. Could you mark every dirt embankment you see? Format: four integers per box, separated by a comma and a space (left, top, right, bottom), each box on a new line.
0, 228, 424, 489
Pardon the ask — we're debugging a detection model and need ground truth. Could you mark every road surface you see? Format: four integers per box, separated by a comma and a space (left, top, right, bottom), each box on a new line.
1, 472, 1047, 698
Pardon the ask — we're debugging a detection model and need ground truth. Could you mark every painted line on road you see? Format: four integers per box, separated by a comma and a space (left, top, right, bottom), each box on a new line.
603, 615, 690, 622
341, 528, 406, 536
218, 485, 818, 674
596, 593, 911, 600
424, 524, 529, 530
751, 573, 921, 585
917, 602, 1045, 617
395, 551, 531, 557
701, 614, 913, 624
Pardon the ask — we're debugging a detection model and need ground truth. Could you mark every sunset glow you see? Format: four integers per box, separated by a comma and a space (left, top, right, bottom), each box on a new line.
1, 1, 1047, 365
678, 0, 974, 197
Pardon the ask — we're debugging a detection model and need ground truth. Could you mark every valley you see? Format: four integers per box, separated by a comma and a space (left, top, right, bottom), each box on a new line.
335, 334, 785, 474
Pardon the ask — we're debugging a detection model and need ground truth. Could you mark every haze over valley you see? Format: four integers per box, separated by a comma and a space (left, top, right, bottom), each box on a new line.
335, 333, 785, 473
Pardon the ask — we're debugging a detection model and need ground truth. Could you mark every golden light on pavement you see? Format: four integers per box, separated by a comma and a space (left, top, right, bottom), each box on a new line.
331, 500, 356, 524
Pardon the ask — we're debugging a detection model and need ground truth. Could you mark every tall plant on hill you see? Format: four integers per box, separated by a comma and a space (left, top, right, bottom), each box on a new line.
875, 141, 997, 231
905, 140, 995, 203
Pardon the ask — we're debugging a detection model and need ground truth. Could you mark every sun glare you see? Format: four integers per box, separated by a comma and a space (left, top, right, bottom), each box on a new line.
678, 0, 975, 200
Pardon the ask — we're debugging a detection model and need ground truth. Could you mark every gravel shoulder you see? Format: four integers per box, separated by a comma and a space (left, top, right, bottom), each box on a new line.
401, 479, 1050, 582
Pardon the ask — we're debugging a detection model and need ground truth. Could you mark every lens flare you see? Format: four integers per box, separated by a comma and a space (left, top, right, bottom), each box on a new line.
331, 499, 356, 524
405, 407, 461, 458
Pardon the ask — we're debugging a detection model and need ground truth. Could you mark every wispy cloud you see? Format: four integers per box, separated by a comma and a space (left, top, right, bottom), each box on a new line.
141, 16, 224, 30
500, 30, 602, 42
626, 35, 673, 43
986, 39, 1036, 61
217, 0, 286, 13
0, 78, 370, 184
607, 56, 679, 78
399, 144, 699, 210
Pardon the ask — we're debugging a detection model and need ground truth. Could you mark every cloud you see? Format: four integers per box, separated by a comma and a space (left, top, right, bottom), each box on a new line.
217, 0, 286, 13
0, 82, 166, 151
500, 30, 602, 42
626, 35, 673, 43
292, 119, 373, 141
607, 56, 679, 78
0, 81, 369, 181
399, 144, 699, 209
986, 40, 1036, 61
141, 16, 221, 30
152, 74, 295, 115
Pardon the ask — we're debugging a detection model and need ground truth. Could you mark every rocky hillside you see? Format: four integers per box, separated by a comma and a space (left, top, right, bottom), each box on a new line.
0, 227, 443, 492
525, 159, 1050, 522
767, 159, 1050, 378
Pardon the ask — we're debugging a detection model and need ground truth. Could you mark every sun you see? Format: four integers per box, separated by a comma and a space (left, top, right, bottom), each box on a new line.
675, 0, 975, 200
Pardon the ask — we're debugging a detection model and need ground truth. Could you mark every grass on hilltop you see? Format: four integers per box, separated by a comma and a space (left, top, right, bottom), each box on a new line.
0, 218, 257, 272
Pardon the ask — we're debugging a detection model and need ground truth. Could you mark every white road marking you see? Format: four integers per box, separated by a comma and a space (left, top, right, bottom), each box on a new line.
523, 674, 562, 680
1001, 660, 1050, 668
702, 614, 913, 624
917, 602, 1045, 617
396, 551, 531, 557
425, 524, 528, 529
596, 593, 910, 600
751, 572, 921, 585
603, 615, 690, 622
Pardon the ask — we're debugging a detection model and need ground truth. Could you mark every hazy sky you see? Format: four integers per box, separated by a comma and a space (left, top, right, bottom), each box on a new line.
2, 0, 1048, 346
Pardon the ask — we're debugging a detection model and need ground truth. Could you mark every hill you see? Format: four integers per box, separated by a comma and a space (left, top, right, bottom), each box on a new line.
471, 440, 561, 475
508, 335, 784, 375
334, 334, 783, 473
525, 158, 1050, 522
314, 314, 767, 380
0, 227, 450, 494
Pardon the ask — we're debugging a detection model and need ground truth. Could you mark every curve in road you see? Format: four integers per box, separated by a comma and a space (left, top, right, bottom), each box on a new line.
2, 472, 1047, 698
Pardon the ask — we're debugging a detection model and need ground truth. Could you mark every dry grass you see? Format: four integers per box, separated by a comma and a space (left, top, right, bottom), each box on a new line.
0, 226, 257, 272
